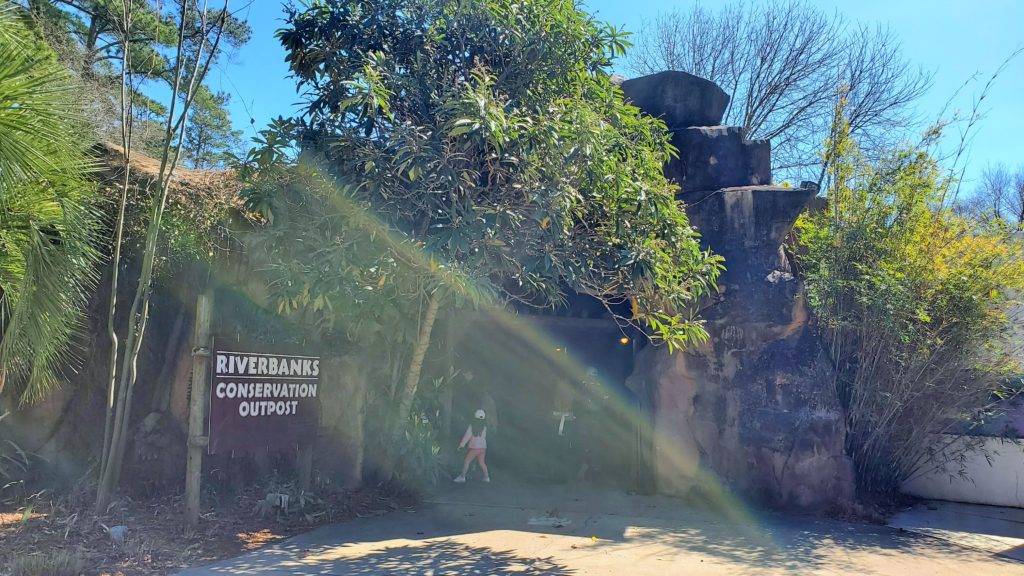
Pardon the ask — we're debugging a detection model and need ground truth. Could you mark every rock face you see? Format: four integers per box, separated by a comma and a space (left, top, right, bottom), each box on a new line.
622, 72, 771, 193
622, 73, 854, 509
317, 355, 367, 488
670, 127, 771, 192
621, 71, 730, 128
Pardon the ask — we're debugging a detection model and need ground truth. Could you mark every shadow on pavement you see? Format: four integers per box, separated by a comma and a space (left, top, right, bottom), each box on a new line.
180, 482, 1022, 574
889, 500, 1024, 562
305, 540, 569, 575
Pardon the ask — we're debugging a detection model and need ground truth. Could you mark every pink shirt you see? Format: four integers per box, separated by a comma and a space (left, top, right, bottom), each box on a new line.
460, 425, 487, 450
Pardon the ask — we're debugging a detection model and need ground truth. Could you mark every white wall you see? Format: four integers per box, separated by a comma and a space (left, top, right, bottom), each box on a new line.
902, 434, 1024, 508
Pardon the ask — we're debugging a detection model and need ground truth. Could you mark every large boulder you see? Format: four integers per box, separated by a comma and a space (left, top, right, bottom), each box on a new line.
620, 71, 729, 128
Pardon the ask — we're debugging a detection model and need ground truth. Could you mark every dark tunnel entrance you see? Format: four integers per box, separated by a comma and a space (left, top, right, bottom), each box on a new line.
449, 308, 645, 490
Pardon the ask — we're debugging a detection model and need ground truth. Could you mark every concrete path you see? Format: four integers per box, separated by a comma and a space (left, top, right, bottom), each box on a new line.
179, 483, 1024, 575
889, 500, 1024, 562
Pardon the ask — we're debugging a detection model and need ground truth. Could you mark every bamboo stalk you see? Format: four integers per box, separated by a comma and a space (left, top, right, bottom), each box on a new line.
97, 0, 229, 512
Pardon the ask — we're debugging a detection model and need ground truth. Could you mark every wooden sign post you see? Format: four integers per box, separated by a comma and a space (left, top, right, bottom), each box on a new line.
184, 290, 322, 527
185, 289, 213, 528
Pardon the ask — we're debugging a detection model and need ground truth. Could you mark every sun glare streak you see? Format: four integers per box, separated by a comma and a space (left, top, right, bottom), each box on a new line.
211, 158, 774, 551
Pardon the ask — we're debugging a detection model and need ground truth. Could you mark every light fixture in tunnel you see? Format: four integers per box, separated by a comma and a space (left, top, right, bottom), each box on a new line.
619, 336, 630, 345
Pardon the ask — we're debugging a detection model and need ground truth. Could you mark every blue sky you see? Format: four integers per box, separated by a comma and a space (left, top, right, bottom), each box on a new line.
211, 0, 1024, 189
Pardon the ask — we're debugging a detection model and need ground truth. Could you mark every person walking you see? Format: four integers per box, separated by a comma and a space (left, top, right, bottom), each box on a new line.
454, 409, 489, 483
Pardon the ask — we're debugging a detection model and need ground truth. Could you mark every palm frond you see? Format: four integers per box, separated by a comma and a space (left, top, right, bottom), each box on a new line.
0, 2, 100, 403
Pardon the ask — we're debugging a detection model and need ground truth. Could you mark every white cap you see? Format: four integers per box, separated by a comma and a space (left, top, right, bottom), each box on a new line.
474, 409, 486, 420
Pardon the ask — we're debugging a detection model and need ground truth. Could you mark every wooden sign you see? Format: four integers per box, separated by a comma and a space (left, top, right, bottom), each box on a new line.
208, 347, 321, 454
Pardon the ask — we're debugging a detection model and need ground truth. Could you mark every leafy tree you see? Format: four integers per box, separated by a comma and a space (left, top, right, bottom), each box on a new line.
272, 0, 722, 456
95, 0, 234, 511
24, 0, 249, 77
24, 0, 176, 79
0, 3, 100, 404
795, 107, 1024, 496
238, 154, 424, 354
183, 86, 241, 167
21, 0, 250, 160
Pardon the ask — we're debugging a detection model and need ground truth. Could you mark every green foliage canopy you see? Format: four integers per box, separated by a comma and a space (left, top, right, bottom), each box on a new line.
795, 112, 1024, 493
183, 87, 242, 168
25, 0, 251, 166
269, 0, 722, 348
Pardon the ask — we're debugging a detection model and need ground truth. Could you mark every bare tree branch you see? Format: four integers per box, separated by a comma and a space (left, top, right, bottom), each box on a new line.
629, 1, 932, 182
960, 163, 1024, 229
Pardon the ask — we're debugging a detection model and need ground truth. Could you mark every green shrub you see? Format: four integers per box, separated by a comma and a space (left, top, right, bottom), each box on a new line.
795, 110, 1024, 496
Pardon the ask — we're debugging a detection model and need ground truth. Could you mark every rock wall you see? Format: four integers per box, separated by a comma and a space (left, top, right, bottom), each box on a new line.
0, 262, 194, 491
316, 355, 367, 489
622, 72, 854, 509
1, 263, 369, 493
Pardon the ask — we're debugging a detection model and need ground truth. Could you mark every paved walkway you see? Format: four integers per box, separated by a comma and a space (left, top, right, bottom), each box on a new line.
179, 483, 1024, 575
889, 501, 1024, 562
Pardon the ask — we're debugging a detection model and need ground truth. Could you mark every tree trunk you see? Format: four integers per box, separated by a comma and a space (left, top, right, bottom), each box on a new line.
394, 290, 441, 436
384, 290, 441, 480
98, 0, 135, 494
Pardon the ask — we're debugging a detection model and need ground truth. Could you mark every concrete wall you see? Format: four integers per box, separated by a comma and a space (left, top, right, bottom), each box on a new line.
902, 434, 1024, 508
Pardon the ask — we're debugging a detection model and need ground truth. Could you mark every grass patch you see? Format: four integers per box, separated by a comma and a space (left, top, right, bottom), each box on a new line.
8, 550, 84, 576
